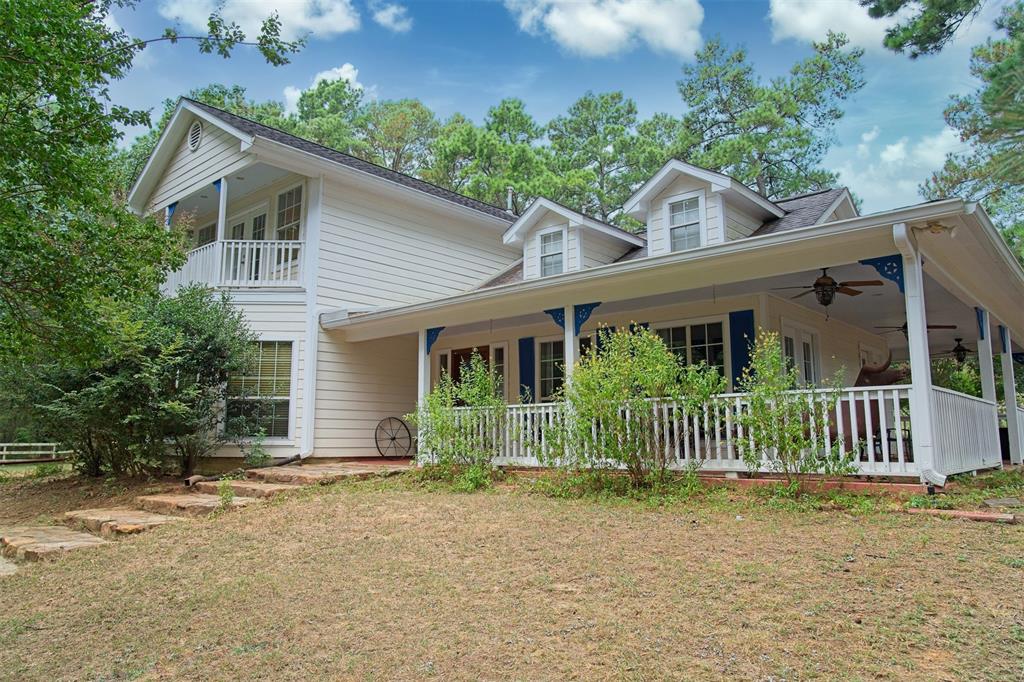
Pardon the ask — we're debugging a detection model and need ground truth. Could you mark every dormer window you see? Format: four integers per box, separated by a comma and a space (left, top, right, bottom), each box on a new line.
539, 230, 564, 277
669, 195, 702, 252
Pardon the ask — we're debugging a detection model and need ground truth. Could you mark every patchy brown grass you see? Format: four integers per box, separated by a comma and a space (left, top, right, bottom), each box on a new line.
0, 477, 1022, 681
0, 474, 178, 525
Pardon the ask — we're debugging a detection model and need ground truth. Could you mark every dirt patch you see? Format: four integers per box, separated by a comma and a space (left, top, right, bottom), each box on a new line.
0, 475, 178, 525
0, 477, 1021, 680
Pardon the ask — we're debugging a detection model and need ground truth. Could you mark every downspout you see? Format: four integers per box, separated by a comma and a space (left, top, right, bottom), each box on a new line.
893, 223, 945, 487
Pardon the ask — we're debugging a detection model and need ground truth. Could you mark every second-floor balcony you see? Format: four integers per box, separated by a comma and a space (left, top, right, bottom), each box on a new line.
162, 239, 304, 294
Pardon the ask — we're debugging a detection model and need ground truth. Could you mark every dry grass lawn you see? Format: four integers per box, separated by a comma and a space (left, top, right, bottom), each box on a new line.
1, 476, 1022, 681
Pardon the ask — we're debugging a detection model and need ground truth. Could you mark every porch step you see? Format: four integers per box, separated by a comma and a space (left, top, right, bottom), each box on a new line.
246, 461, 409, 486
0, 525, 108, 561
192, 479, 304, 499
135, 493, 255, 518
64, 507, 183, 537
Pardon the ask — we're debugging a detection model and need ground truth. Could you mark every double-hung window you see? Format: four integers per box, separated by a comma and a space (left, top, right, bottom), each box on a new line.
276, 186, 302, 241
655, 321, 725, 377
538, 339, 564, 401
668, 196, 701, 252
196, 223, 216, 247
227, 341, 293, 439
539, 230, 564, 277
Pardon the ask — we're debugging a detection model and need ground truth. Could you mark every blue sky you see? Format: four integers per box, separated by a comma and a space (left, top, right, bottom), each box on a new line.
108, 0, 1000, 213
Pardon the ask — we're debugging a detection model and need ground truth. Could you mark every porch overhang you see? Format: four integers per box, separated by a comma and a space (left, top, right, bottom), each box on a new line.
321, 199, 1024, 343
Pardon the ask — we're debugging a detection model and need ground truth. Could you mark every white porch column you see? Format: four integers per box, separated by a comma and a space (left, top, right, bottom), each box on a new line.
999, 325, 1022, 465
894, 224, 940, 484
417, 329, 429, 404
563, 304, 576, 384
976, 308, 997, 403
215, 176, 228, 283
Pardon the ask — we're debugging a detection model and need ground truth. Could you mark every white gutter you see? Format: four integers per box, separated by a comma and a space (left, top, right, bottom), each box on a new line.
322, 198, 967, 332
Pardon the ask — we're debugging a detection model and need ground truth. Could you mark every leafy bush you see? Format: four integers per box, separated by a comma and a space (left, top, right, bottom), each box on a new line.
408, 351, 508, 471
217, 479, 236, 508
546, 325, 727, 488
735, 329, 855, 485
241, 430, 272, 469
32, 286, 259, 477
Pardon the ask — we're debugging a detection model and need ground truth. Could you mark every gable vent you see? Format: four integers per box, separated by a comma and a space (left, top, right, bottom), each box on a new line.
187, 121, 203, 152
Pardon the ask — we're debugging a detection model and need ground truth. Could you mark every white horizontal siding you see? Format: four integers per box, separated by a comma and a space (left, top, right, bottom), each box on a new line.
646, 176, 715, 257
147, 117, 249, 213
581, 230, 632, 268
316, 179, 517, 308
725, 204, 762, 241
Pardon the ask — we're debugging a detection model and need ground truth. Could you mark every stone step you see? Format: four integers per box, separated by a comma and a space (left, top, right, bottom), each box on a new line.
135, 493, 255, 518
64, 507, 183, 537
246, 462, 409, 486
0, 526, 108, 561
192, 479, 303, 499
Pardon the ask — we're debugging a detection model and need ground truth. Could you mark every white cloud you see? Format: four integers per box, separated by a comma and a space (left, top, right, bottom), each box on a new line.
880, 138, 907, 164
372, 3, 413, 32
504, 0, 704, 60
857, 125, 880, 158
768, 0, 907, 52
157, 0, 360, 41
835, 126, 965, 212
283, 63, 371, 114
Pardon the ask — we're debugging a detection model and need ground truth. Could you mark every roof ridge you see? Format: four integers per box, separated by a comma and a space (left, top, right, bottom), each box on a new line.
183, 98, 514, 220
775, 187, 845, 203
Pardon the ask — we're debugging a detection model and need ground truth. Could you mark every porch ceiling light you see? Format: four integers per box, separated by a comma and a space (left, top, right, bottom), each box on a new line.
814, 283, 837, 307
952, 338, 969, 364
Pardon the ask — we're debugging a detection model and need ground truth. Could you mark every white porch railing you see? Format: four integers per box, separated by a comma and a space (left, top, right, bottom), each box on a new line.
162, 240, 304, 294
931, 386, 1001, 476
448, 385, 917, 477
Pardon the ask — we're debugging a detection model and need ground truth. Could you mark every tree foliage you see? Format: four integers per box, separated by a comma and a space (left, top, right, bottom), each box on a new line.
921, 2, 1024, 261
0, 0, 299, 362
31, 286, 257, 477
861, 0, 986, 57
677, 33, 865, 199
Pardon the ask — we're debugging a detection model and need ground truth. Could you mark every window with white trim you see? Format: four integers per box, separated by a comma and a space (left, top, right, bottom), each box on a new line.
227, 341, 292, 439
655, 321, 725, 377
276, 186, 302, 241
538, 339, 564, 401
491, 344, 507, 399
668, 196, 701, 251
539, 230, 564, 277
196, 223, 215, 247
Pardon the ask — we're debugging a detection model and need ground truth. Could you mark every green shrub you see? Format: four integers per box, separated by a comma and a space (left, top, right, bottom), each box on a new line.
32, 462, 63, 479
545, 325, 726, 488
735, 329, 856, 486
241, 430, 272, 469
407, 350, 508, 473
217, 479, 235, 508
31, 286, 260, 477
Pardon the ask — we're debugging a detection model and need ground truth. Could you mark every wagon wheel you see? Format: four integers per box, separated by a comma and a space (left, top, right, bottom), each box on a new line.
375, 417, 413, 459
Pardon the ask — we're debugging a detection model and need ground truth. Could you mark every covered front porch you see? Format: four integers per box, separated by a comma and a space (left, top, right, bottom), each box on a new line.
159, 162, 310, 293
323, 207, 1024, 484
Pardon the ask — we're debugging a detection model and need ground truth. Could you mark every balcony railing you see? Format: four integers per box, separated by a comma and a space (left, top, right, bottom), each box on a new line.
162, 240, 304, 294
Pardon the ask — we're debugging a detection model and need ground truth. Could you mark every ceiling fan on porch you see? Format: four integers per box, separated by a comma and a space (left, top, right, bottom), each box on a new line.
934, 338, 974, 365
772, 268, 884, 313
874, 322, 958, 339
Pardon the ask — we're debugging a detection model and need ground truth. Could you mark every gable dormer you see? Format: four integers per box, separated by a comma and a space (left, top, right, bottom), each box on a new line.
502, 198, 644, 280
622, 160, 784, 257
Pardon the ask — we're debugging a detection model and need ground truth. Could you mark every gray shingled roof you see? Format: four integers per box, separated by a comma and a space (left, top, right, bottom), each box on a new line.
752, 188, 847, 236
479, 259, 524, 289
186, 99, 514, 222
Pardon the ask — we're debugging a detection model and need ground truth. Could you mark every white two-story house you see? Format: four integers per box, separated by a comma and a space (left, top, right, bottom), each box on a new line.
130, 98, 1024, 485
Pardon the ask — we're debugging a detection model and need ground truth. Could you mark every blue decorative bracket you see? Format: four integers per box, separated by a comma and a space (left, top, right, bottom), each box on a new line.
544, 307, 565, 330
573, 302, 600, 337
425, 327, 445, 355
165, 202, 178, 227
212, 179, 222, 192
999, 325, 1010, 354
859, 254, 904, 293
975, 307, 987, 340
